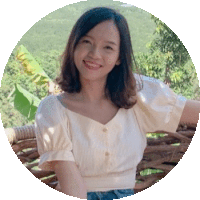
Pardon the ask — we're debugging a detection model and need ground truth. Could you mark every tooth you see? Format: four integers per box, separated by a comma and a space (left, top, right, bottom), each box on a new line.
86, 62, 99, 68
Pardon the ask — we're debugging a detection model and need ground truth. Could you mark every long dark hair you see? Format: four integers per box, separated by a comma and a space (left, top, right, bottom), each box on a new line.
56, 7, 139, 109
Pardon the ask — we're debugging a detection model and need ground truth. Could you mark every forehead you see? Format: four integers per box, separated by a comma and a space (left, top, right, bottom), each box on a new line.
85, 20, 120, 44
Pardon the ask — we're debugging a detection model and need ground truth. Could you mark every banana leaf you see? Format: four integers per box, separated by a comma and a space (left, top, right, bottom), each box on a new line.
16, 45, 52, 85
8, 84, 41, 121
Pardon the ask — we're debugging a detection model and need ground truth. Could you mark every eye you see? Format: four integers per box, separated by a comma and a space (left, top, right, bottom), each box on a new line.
105, 46, 113, 50
82, 39, 90, 44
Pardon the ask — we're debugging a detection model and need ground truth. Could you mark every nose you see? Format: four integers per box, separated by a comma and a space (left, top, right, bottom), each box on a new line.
88, 46, 101, 59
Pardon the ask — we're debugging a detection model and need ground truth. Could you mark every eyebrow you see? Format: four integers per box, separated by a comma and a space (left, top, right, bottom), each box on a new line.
84, 34, 118, 46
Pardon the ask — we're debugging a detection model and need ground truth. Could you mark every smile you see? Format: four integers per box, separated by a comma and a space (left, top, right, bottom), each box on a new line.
83, 60, 102, 70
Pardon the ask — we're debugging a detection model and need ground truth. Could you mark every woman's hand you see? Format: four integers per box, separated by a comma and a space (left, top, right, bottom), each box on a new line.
180, 100, 200, 127
51, 161, 87, 199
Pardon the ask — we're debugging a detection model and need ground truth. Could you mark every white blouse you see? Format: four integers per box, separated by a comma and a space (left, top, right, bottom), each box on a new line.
35, 74, 186, 192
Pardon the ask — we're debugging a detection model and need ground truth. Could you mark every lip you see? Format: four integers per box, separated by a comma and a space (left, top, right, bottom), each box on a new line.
83, 60, 101, 70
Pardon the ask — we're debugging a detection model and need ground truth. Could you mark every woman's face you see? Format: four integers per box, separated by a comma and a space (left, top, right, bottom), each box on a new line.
74, 20, 120, 83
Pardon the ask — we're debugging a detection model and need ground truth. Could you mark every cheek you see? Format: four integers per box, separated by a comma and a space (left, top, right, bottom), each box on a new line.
107, 58, 114, 65
74, 48, 83, 64
106, 55, 119, 66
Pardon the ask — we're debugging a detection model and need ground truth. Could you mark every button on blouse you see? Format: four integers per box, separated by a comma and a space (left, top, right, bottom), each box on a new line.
105, 152, 110, 156
102, 127, 108, 132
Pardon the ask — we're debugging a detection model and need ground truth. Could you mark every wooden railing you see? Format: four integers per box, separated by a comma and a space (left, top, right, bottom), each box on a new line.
4, 124, 196, 193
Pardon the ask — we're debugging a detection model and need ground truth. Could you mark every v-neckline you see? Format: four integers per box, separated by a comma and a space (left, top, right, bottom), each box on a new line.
54, 95, 121, 126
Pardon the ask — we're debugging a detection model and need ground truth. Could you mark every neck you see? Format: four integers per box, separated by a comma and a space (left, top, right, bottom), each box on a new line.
79, 78, 107, 104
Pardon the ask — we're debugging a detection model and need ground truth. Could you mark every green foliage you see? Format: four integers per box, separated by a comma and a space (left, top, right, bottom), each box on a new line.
37, 50, 62, 81
136, 16, 200, 99
16, 45, 52, 85
149, 15, 191, 85
136, 52, 200, 99
0, 51, 48, 128
0, 57, 29, 128
8, 84, 41, 121
2, 45, 53, 125
136, 50, 166, 81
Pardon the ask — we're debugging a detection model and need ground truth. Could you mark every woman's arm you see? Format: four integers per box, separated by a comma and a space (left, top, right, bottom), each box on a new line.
179, 100, 200, 127
52, 161, 87, 199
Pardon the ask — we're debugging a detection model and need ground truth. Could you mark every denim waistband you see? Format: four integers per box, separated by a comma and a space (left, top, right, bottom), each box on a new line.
87, 189, 134, 200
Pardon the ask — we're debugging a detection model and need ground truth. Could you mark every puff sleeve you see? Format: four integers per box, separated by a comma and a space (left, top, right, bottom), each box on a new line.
133, 74, 187, 134
35, 95, 75, 171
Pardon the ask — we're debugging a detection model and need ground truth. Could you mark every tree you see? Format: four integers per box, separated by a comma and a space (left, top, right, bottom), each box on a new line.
150, 16, 191, 85
136, 15, 200, 99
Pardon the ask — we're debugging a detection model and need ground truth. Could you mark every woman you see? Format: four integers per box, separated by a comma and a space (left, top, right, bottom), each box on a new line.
35, 7, 200, 199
